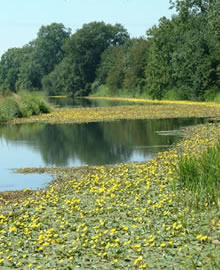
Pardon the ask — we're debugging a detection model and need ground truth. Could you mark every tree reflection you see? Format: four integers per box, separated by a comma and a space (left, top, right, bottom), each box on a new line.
0, 118, 206, 166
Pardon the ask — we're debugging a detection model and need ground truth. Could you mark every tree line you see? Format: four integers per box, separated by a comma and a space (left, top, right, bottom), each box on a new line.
0, 0, 219, 101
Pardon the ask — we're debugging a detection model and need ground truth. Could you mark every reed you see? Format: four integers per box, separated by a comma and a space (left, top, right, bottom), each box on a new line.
176, 143, 220, 205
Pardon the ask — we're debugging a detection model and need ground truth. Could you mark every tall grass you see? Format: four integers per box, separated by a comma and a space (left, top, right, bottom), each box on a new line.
176, 143, 220, 205
0, 91, 51, 125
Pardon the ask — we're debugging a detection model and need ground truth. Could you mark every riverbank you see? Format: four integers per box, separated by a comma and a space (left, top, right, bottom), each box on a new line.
0, 91, 51, 126
87, 96, 220, 106
11, 97, 220, 125
0, 123, 219, 269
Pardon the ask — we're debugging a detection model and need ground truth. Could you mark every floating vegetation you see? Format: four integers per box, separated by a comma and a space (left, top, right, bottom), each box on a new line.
86, 96, 220, 107
0, 123, 219, 269
11, 101, 220, 125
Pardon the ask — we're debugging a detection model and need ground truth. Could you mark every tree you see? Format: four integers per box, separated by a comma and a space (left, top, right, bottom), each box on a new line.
34, 23, 71, 75
170, 0, 215, 16
145, 17, 178, 99
62, 21, 129, 96
0, 47, 26, 92
144, 0, 219, 100
123, 39, 149, 95
0, 23, 71, 92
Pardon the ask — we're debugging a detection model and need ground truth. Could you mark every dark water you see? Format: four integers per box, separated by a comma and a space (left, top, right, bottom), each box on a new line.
48, 97, 161, 108
0, 117, 207, 191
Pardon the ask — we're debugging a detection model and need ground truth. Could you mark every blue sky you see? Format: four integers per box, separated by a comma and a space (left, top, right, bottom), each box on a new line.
0, 0, 175, 57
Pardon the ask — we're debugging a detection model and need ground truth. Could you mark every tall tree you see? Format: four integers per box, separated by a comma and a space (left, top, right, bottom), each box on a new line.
145, 17, 177, 99
0, 47, 28, 92
0, 23, 70, 92
123, 39, 149, 96
63, 21, 129, 96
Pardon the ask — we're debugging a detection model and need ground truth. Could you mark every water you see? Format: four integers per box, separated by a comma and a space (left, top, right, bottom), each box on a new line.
0, 117, 207, 191
48, 97, 160, 108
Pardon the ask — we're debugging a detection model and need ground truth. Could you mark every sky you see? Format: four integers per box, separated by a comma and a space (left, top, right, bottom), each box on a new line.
0, 0, 176, 57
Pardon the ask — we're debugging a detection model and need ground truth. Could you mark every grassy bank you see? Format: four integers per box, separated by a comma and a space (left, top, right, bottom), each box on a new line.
0, 123, 219, 269
0, 91, 51, 126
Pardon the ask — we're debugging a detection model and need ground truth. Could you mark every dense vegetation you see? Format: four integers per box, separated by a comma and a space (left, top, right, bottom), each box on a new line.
0, 123, 219, 269
0, 0, 219, 100
176, 141, 220, 203
0, 92, 51, 125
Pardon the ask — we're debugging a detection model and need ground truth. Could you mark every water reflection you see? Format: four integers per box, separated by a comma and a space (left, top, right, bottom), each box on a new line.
0, 118, 207, 190
0, 118, 207, 166
48, 97, 160, 108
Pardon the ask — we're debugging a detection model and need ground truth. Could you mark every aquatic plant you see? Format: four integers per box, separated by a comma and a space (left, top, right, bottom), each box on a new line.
0, 123, 219, 269
12, 99, 220, 125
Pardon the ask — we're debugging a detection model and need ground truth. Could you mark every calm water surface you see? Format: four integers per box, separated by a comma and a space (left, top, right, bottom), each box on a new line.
48, 97, 161, 108
0, 117, 207, 191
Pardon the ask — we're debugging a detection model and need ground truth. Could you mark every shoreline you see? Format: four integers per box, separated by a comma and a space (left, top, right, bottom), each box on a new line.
10, 102, 220, 125
1, 122, 219, 201
0, 108, 219, 268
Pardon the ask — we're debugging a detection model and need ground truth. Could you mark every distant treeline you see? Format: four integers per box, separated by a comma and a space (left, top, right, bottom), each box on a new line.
0, 0, 219, 101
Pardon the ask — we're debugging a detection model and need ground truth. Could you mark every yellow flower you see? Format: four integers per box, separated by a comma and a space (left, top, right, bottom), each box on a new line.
134, 256, 143, 265
9, 226, 17, 232
123, 226, 129, 231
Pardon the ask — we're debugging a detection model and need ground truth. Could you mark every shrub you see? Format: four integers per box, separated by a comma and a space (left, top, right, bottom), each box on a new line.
91, 85, 112, 97
0, 110, 8, 125
0, 97, 20, 125
163, 89, 181, 100
0, 92, 51, 125
204, 88, 219, 101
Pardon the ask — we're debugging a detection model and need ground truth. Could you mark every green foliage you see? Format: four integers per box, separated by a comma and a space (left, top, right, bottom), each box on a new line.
123, 39, 149, 95
0, 48, 25, 92
204, 88, 220, 101
18, 91, 51, 117
0, 97, 19, 125
91, 85, 117, 97
0, 92, 51, 125
176, 143, 220, 204
42, 22, 129, 96
163, 89, 182, 100
144, 0, 220, 101
0, 23, 70, 92
214, 93, 220, 102
0, 3, 219, 101
94, 39, 144, 96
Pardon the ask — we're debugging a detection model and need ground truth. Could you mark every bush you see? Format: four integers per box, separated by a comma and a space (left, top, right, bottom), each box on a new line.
37, 97, 51, 113
163, 89, 182, 100
214, 92, 220, 102
0, 98, 20, 119
18, 91, 51, 115
90, 85, 112, 97
204, 88, 219, 101
0, 110, 8, 125
0, 92, 51, 125
0, 97, 20, 125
